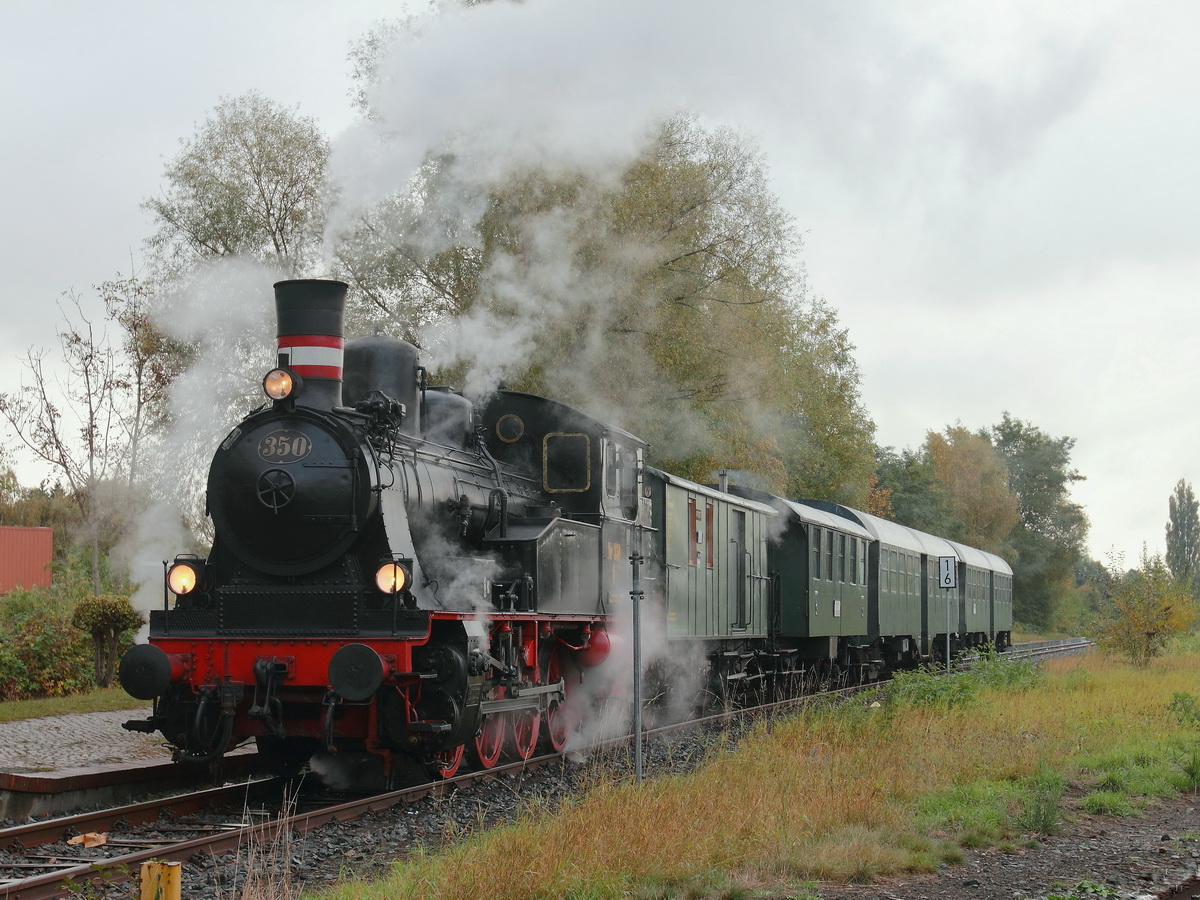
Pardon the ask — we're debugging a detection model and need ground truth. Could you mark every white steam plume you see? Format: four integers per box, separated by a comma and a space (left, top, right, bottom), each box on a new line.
113, 259, 283, 634
329, 0, 1101, 230
325, 0, 1101, 424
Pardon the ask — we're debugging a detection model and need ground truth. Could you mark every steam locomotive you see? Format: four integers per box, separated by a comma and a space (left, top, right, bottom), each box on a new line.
119, 279, 1012, 784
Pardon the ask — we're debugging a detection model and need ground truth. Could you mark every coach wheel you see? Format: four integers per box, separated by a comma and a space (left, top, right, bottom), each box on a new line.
432, 743, 464, 779
511, 708, 540, 760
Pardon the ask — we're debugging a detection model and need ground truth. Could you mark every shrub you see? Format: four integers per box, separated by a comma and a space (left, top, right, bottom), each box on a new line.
71, 595, 143, 688
1168, 692, 1200, 728
886, 652, 1041, 711
1092, 551, 1196, 667
0, 607, 94, 700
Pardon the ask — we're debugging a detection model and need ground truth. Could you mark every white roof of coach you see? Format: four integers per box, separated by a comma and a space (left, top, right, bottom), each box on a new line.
795, 501, 958, 558
946, 539, 1014, 576
778, 499, 873, 540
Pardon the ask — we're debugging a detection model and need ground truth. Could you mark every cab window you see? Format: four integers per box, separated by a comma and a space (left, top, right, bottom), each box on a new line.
543, 433, 590, 493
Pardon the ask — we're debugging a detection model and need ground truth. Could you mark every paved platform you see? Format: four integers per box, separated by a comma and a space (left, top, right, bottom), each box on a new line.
0, 709, 261, 818
0, 708, 166, 775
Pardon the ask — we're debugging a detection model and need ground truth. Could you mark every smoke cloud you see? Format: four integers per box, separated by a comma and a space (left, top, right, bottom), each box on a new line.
114, 258, 283, 629
330, 0, 1101, 226
325, 0, 1101, 443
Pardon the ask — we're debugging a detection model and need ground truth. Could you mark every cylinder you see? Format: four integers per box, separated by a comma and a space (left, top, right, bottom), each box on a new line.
274, 279, 348, 411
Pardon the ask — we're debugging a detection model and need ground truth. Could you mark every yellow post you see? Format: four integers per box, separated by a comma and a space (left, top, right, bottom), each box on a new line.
139, 860, 182, 900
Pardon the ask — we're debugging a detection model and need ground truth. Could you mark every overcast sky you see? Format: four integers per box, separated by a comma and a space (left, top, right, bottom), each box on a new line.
2, 0, 1197, 566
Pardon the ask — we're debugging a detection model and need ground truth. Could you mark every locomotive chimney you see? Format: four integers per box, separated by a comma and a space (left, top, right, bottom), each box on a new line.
273, 279, 347, 411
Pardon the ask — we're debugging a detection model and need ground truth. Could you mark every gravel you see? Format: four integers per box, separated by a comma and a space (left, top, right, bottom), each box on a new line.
822, 794, 1200, 900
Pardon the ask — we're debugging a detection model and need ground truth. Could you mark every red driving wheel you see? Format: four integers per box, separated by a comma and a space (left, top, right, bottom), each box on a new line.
544, 650, 571, 752
511, 707, 541, 760
473, 686, 506, 769
432, 743, 464, 778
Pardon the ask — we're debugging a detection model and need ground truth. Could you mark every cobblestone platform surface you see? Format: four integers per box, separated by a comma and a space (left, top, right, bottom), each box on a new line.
0, 709, 166, 774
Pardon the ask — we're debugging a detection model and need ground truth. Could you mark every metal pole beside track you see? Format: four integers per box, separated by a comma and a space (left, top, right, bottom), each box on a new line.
938, 555, 957, 672
631, 524, 644, 783
946, 588, 951, 672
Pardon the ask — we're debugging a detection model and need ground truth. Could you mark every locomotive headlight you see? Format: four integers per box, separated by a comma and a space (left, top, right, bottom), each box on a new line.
167, 558, 205, 595
375, 560, 412, 594
263, 367, 302, 401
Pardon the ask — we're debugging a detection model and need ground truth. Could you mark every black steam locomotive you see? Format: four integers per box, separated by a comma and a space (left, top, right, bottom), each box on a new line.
119, 279, 1011, 784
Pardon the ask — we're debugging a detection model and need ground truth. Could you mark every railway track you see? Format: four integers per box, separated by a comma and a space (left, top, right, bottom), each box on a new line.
0, 638, 1089, 899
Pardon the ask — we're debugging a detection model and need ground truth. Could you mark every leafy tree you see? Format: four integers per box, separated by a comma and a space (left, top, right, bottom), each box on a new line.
1165, 478, 1200, 597
143, 91, 330, 279
925, 426, 1018, 555
1093, 550, 1196, 667
338, 22, 876, 500
865, 473, 893, 518
134, 39, 877, 510
991, 414, 1088, 630
71, 594, 143, 688
875, 445, 961, 536
0, 480, 82, 560
335, 113, 877, 503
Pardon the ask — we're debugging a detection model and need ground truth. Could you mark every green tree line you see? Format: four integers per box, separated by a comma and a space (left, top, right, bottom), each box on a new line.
873, 414, 1089, 631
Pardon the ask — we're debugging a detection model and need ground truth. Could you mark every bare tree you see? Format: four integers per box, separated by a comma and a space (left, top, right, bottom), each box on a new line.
100, 276, 189, 488
0, 294, 121, 594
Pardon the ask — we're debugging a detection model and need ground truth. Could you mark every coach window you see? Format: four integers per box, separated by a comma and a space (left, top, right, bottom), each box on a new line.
811, 527, 822, 580
705, 502, 714, 568
687, 498, 698, 566
847, 537, 857, 584
825, 530, 834, 582
838, 534, 847, 583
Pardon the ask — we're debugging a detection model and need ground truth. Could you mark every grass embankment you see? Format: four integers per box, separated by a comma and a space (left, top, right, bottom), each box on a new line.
316, 648, 1200, 900
0, 686, 147, 724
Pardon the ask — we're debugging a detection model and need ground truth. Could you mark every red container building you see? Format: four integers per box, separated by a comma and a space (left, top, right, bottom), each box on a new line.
0, 526, 53, 593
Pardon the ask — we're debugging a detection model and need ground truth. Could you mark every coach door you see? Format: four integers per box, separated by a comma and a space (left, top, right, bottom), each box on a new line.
732, 509, 748, 629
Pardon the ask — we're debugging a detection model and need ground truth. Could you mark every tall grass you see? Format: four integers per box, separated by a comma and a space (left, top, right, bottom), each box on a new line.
314, 650, 1200, 900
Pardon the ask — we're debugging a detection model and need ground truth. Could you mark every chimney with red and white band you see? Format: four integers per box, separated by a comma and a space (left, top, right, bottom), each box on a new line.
273, 279, 347, 411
